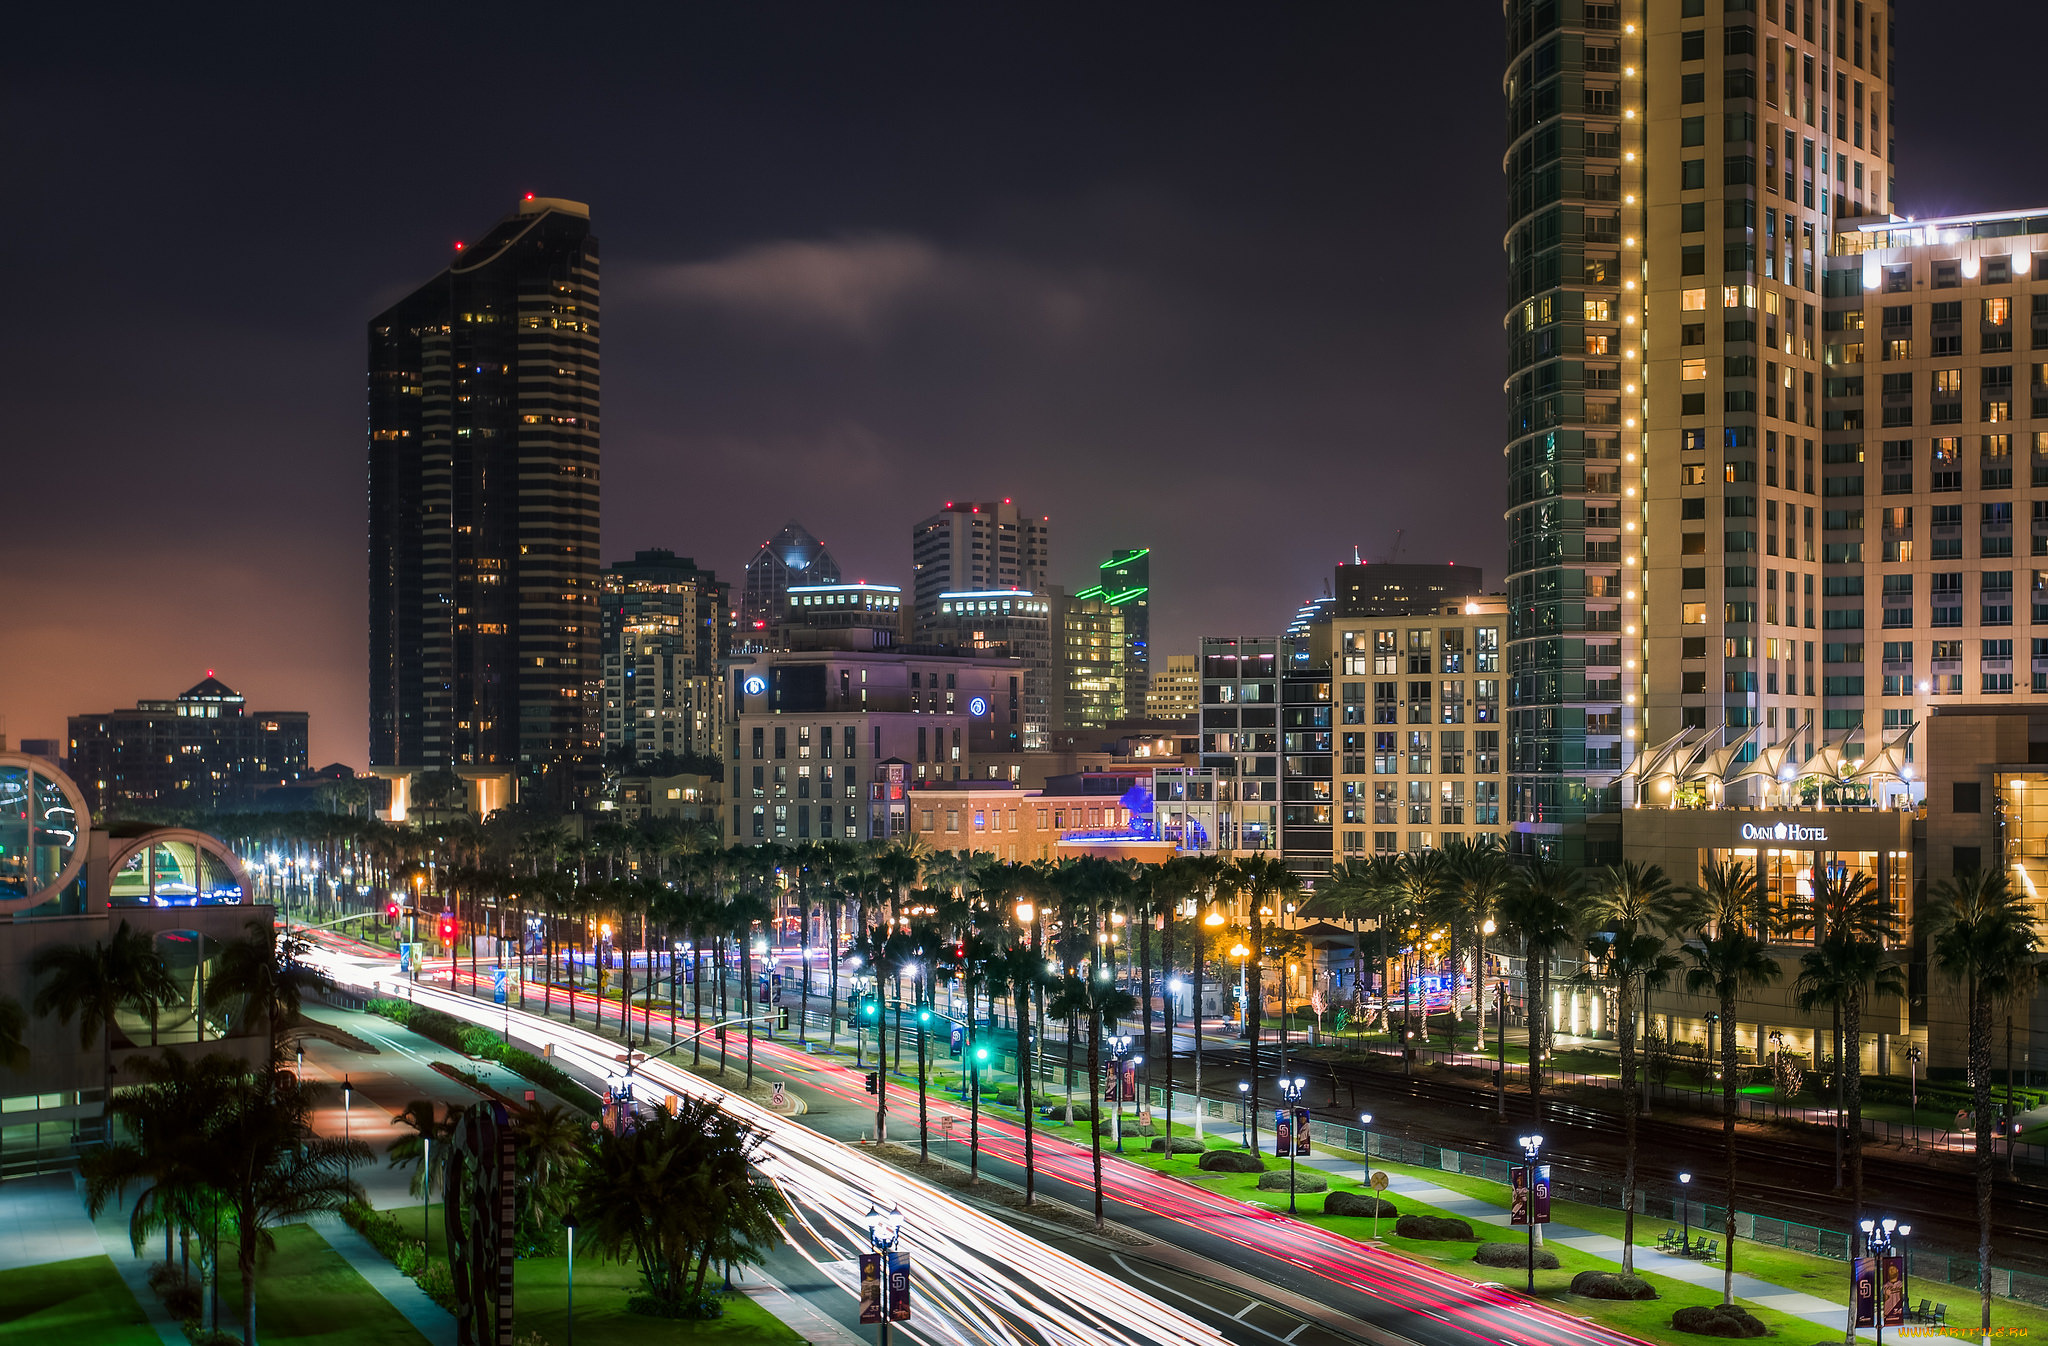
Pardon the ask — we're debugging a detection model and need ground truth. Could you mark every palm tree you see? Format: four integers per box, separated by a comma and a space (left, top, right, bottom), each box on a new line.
1393, 850, 1449, 1063
31, 919, 180, 1085
211, 920, 329, 1064
1581, 860, 1687, 1273
1050, 971, 1138, 1229
1443, 838, 1510, 1049
1496, 859, 1582, 1120
1916, 868, 2043, 1341
386, 1099, 457, 1201
1794, 866, 1905, 1227
1682, 857, 1782, 1306
570, 1093, 784, 1308
1229, 855, 1301, 1144
512, 1100, 588, 1246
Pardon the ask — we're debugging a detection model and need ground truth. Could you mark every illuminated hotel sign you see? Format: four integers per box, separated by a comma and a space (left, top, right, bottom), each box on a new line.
1739, 821, 1829, 843
742, 675, 767, 696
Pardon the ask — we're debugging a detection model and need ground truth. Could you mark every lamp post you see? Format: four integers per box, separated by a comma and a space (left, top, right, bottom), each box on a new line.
1517, 1132, 1544, 1292
1677, 1170, 1692, 1252
1237, 1079, 1252, 1149
1230, 943, 1251, 1036
1896, 1222, 1914, 1323
1165, 976, 1184, 1156
863, 1204, 904, 1345
1278, 1075, 1307, 1212
1906, 1044, 1923, 1136
1860, 1215, 1903, 1346
562, 1210, 579, 1346
1359, 1111, 1374, 1162
342, 1075, 353, 1183
1108, 1033, 1134, 1151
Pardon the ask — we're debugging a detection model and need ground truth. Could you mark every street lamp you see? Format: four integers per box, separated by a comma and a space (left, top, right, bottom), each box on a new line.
1359, 1112, 1374, 1161
1108, 1033, 1136, 1152
1164, 977, 1184, 1156
1277, 1076, 1307, 1212
1860, 1215, 1904, 1345
1237, 1079, 1252, 1148
1230, 943, 1251, 1034
1516, 1133, 1544, 1292
342, 1075, 353, 1182
1677, 1171, 1692, 1252
1906, 1044, 1923, 1133
562, 1210, 579, 1346
863, 1204, 904, 1344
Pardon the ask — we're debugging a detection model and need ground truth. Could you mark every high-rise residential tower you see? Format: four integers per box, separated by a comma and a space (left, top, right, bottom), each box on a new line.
740, 521, 841, 648
1076, 548, 1150, 719
1503, 2, 1891, 861
368, 196, 601, 805
911, 500, 1049, 627
600, 550, 730, 766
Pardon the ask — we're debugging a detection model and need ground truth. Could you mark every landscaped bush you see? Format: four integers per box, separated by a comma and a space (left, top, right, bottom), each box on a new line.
1394, 1214, 1473, 1240
1670, 1305, 1767, 1338
366, 998, 595, 1111
147, 1262, 203, 1320
1570, 1270, 1656, 1300
627, 1293, 725, 1319
1197, 1148, 1266, 1173
1255, 1170, 1328, 1193
1474, 1241, 1559, 1269
182, 1320, 243, 1346
1149, 1136, 1205, 1154
1095, 1120, 1155, 1137
415, 1260, 456, 1313
1324, 1190, 1397, 1218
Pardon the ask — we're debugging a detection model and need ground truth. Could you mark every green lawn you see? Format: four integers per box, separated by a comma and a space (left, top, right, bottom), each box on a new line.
383, 1205, 803, 1345
0, 1255, 157, 1345
214, 1223, 431, 1346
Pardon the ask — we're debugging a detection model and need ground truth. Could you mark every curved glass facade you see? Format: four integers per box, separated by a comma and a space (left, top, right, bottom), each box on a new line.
1503, 0, 1639, 861
0, 758, 89, 916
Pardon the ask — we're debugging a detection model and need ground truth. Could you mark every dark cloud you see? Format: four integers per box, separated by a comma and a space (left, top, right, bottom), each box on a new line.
3, 3, 2044, 766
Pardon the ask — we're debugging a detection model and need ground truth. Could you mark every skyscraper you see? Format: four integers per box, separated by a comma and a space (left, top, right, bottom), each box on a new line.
740, 521, 840, 648
1076, 548, 1150, 719
1502, 3, 1890, 860
600, 550, 730, 766
368, 195, 601, 805
910, 500, 1048, 628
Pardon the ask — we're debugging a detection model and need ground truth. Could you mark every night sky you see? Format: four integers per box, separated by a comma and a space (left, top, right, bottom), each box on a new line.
5, 4, 2044, 769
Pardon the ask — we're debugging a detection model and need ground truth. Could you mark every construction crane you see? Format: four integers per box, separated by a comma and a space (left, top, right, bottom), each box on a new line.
1380, 529, 1406, 564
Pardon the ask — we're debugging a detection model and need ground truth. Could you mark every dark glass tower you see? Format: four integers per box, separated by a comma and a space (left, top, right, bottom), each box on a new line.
368, 196, 601, 804
1502, 3, 1631, 864
1077, 547, 1150, 719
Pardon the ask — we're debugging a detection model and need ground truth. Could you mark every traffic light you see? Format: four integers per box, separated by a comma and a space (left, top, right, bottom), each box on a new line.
385, 900, 401, 921
864, 1072, 879, 1095
777, 1005, 791, 1031
860, 997, 879, 1022
971, 1042, 991, 1068
438, 912, 457, 944
917, 1005, 933, 1026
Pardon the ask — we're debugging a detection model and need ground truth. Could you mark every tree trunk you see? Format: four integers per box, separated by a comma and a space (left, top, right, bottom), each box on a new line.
1971, 985, 1993, 1340
799, 889, 812, 1044
1139, 909, 1155, 1068
1721, 985, 1738, 1305
1018, 977, 1035, 1205
1088, 1009, 1105, 1229
1846, 991, 1864, 1236
1618, 973, 1637, 1273
1247, 907, 1263, 1153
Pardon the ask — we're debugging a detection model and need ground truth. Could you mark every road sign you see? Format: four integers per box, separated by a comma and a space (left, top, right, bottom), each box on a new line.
1370, 1170, 1390, 1192
771, 1082, 787, 1108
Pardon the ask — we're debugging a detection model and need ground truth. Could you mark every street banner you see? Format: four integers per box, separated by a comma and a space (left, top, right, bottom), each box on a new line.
492, 966, 507, 1005
1510, 1165, 1529, 1225
859, 1254, 884, 1324
1853, 1256, 1876, 1328
1122, 1060, 1138, 1103
1293, 1106, 1311, 1156
949, 1025, 964, 1058
1274, 1109, 1293, 1155
1534, 1162, 1552, 1224
888, 1251, 911, 1322
1881, 1254, 1906, 1327
398, 943, 412, 975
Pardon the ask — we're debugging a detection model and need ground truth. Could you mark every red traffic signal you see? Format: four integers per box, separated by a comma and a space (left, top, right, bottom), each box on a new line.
438, 912, 457, 944
385, 900, 400, 921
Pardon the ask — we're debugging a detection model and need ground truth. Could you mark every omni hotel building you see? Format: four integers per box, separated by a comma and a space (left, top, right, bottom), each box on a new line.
1500, 1, 2048, 1074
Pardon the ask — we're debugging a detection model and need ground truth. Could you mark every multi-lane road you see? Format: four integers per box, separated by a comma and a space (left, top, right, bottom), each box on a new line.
301, 936, 1652, 1346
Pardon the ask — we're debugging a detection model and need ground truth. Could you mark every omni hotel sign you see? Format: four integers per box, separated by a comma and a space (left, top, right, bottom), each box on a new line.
1738, 821, 1830, 844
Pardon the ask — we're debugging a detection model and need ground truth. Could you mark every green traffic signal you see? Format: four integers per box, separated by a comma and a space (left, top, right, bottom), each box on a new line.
917, 1007, 932, 1024
860, 998, 879, 1020
972, 1044, 991, 1064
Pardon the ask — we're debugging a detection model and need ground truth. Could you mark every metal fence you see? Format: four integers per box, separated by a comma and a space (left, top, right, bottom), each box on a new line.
1143, 1083, 2048, 1311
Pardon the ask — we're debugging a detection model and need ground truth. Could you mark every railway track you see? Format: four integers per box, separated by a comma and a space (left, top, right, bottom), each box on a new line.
1187, 1044, 2048, 1263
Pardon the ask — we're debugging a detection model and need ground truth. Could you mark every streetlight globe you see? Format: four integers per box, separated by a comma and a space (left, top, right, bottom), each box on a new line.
1898, 1223, 1912, 1237
1237, 1080, 1250, 1094
1204, 910, 1224, 926
1679, 1171, 1691, 1184
1015, 901, 1035, 923
1882, 1217, 1897, 1233
1859, 1218, 1875, 1233
1230, 943, 1249, 958
1360, 1112, 1373, 1125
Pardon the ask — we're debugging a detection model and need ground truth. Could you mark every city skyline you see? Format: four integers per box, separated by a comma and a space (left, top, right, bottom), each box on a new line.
5, 5, 2047, 770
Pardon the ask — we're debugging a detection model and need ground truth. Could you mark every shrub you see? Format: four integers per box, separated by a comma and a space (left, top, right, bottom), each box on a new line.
1255, 1170, 1328, 1193
1394, 1214, 1473, 1240
1324, 1190, 1397, 1218
1197, 1149, 1266, 1173
1474, 1241, 1560, 1269
1671, 1305, 1767, 1338
366, 999, 595, 1112
1149, 1136, 1205, 1154
415, 1261, 457, 1313
1095, 1121, 1156, 1137
627, 1293, 725, 1320
1570, 1270, 1656, 1300
183, 1321, 243, 1346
